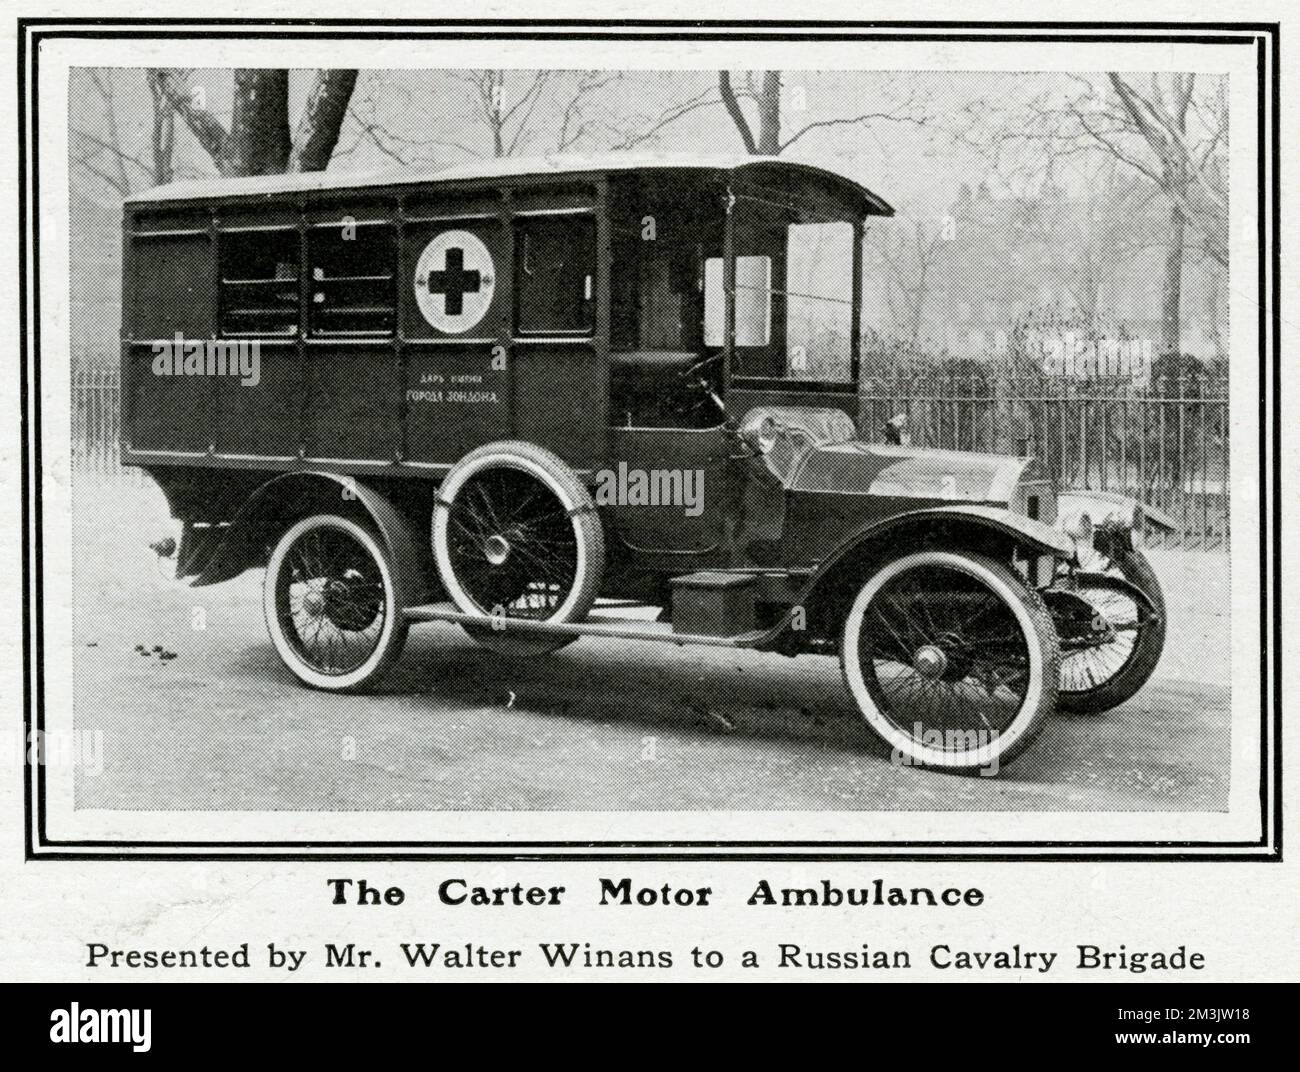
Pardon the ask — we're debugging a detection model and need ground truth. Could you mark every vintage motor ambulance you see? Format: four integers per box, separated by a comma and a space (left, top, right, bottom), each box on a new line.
121, 154, 1171, 773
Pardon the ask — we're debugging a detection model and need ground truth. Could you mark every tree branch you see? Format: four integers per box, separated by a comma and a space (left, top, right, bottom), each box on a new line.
289, 69, 358, 173
71, 127, 153, 181
152, 69, 229, 166
719, 71, 758, 154
779, 109, 928, 153
610, 88, 721, 151
89, 71, 133, 195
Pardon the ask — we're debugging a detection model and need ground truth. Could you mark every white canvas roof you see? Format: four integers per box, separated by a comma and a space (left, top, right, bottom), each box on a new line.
125, 152, 892, 214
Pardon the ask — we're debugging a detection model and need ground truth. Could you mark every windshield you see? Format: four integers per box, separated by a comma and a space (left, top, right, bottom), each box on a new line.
710, 181, 859, 386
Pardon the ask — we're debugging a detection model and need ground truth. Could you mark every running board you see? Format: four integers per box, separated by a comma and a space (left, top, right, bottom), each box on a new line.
403, 602, 770, 649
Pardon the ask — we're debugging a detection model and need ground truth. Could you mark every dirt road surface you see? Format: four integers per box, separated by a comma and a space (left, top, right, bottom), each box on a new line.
70, 474, 1232, 813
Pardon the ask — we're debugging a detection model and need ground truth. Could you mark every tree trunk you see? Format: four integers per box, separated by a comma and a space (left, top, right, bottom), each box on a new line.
226, 70, 290, 176
1160, 204, 1185, 358
757, 71, 781, 154
146, 71, 175, 184
152, 69, 229, 169
289, 70, 358, 173
153, 68, 356, 178
488, 72, 506, 157
719, 70, 783, 155
719, 72, 757, 154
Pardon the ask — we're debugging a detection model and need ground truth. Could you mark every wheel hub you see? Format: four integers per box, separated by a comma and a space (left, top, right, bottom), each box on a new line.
912, 644, 948, 679
483, 533, 511, 566
302, 588, 327, 617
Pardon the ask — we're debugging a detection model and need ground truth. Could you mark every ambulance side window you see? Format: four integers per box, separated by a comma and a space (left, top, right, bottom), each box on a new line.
308, 223, 397, 337
218, 229, 299, 337
514, 214, 595, 335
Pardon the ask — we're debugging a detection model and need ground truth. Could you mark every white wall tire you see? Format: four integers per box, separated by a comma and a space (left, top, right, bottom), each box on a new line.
263, 514, 408, 692
432, 441, 604, 657
840, 550, 1058, 774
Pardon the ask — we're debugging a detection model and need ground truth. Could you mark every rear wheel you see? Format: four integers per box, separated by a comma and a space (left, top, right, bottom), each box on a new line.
840, 551, 1059, 774
432, 441, 604, 657
263, 513, 407, 691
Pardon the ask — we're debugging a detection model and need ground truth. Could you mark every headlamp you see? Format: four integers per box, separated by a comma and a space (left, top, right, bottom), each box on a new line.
1062, 510, 1094, 556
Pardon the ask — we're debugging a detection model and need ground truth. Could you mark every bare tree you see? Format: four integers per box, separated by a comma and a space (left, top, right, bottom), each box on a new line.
1086, 74, 1226, 357
555, 71, 624, 151
973, 73, 1228, 358
338, 69, 722, 167
151, 68, 358, 177
451, 69, 717, 158
71, 71, 149, 196
717, 70, 926, 156
605, 82, 721, 151
338, 74, 478, 167
866, 216, 951, 349
450, 70, 553, 158
290, 70, 360, 172
1090, 75, 1227, 266
144, 71, 176, 184
719, 71, 782, 154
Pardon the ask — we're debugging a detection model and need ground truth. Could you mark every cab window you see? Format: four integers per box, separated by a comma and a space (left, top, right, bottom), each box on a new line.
607, 182, 725, 428
729, 186, 856, 384
610, 189, 722, 353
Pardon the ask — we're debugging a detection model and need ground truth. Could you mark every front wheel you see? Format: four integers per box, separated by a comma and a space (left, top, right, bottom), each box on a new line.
263, 514, 408, 691
1051, 549, 1166, 715
840, 551, 1059, 775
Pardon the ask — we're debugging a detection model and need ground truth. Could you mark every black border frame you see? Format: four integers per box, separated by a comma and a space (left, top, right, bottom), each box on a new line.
18, 18, 1282, 861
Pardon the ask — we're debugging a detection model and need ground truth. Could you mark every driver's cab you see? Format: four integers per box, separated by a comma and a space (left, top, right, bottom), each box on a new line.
604, 164, 880, 561
607, 172, 725, 429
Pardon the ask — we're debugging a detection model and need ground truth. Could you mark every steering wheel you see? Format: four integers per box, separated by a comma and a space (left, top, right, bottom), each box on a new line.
678, 350, 726, 381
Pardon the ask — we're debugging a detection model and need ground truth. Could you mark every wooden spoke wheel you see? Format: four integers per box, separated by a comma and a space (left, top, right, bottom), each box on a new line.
432, 441, 604, 657
841, 551, 1059, 774
263, 514, 407, 691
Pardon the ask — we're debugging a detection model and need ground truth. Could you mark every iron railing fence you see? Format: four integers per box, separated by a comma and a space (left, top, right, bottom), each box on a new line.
71, 364, 130, 476
71, 365, 1230, 549
860, 370, 1230, 549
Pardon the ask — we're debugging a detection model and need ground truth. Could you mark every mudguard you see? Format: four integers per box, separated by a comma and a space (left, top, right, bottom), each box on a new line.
738, 503, 1077, 653
1057, 489, 1177, 534
825, 503, 1078, 561
795, 503, 1072, 610
1069, 571, 1162, 618
186, 472, 434, 607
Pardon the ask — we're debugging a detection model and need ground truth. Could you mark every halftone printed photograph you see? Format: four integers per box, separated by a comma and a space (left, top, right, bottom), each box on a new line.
24, 21, 1273, 858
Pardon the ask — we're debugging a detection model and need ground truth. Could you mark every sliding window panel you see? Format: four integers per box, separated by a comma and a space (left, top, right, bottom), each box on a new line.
304, 343, 396, 463
212, 340, 300, 458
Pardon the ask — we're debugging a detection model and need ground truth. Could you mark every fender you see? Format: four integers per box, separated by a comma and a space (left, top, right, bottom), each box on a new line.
1058, 489, 1177, 534
748, 504, 1077, 651
186, 472, 434, 606
810, 503, 1077, 574
1071, 571, 1162, 619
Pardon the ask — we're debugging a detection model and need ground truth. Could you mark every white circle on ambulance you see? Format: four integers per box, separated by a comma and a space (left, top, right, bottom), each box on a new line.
414, 230, 495, 333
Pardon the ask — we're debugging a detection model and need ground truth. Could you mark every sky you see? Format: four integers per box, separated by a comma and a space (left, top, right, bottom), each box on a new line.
68, 66, 1229, 358
71, 67, 1183, 215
